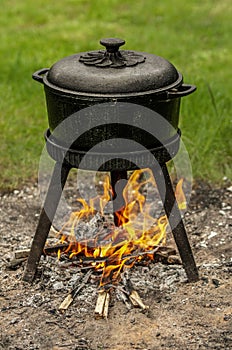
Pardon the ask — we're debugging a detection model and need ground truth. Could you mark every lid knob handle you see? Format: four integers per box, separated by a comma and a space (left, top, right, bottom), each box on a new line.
100, 38, 125, 53
79, 38, 145, 68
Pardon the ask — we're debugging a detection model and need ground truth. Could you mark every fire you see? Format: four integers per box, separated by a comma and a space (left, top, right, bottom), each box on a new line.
53, 169, 187, 288
175, 178, 187, 210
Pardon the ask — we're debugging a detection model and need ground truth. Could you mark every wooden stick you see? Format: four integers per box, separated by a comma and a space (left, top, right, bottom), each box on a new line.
95, 292, 106, 315
122, 271, 133, 294
129, 290, 148, 310
154, 250, 181, 265
103, 292, 110, 319
14, 243, 70, 260
15, 249, 30, 259
167, 255, 182, 265
116, 289, 132, 310
122, 271, 148, 310
7, 257, 27, 269
95, 291, 110, 319
59, 294, 73, 311
44, 243, 70, 255
58, 270, 92, 311
158, 246, 177, 255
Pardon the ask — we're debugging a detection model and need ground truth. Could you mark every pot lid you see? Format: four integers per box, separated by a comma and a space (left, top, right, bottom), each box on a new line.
47, 38, 182, 95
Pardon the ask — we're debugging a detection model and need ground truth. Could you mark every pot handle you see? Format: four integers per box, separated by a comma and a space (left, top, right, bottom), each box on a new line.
167, 84, 197, 99
32, 68, 49, 83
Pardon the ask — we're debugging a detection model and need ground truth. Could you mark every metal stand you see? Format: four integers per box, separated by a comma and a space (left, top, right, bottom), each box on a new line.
110, 170, 128, 227
23, 129, 199, 283
151, 164, 199, 282
23, 162, 71, 282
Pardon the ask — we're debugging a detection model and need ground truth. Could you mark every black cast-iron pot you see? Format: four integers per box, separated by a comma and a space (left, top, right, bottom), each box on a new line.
33, 38, 196, 152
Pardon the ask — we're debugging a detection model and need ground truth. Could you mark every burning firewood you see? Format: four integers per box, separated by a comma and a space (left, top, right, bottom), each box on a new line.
95, 290, 110, 319
58, 270, 92, 311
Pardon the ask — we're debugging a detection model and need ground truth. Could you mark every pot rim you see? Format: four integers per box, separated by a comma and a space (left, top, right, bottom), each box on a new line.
42, 71, 183, 99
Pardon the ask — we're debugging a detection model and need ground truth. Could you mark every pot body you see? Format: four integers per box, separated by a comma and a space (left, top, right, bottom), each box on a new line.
43, 82, 181, 152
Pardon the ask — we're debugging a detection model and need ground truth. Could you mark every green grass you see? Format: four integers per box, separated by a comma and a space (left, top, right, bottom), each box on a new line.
0, 0, 231, 190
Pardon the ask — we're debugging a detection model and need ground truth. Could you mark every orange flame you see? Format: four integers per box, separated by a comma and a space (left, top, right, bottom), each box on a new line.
54, 170, 187, 287
175, 178, 187, 210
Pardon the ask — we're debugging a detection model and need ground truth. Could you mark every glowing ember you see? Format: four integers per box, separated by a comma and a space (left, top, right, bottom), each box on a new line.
53, 169, 187, 287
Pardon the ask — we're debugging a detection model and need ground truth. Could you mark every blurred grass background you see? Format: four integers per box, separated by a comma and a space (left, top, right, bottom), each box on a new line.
0, 0, 231, 190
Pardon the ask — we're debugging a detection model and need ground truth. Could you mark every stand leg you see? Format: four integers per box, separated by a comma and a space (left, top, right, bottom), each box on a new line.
23, 161, 71, 282
151, 163, 199, 282
110, 170, 127, 226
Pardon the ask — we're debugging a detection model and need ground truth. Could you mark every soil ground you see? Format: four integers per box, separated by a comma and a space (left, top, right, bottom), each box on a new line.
0, 177, 231, 350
